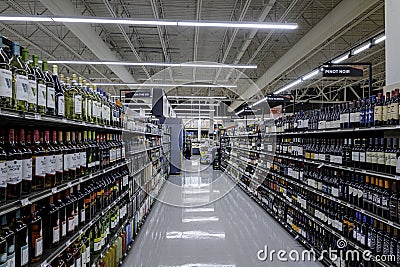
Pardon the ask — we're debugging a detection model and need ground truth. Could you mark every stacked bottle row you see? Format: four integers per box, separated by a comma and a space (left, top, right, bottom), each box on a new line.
258, 172, 400, 266
0, 164, 130, 267
272, 90, 400, 133
0, 128, 125, 203
276, 136, 400, 175
0, 38, 124, 127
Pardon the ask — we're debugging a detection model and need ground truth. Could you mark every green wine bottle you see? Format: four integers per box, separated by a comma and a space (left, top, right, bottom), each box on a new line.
78, 77, 87, 122
42, 60, 55, 115
0, 35, 12, 109
10, 42, 28, 111
66, 74, 82, 121
21, 49, 37, 113
32, 55, 46, 114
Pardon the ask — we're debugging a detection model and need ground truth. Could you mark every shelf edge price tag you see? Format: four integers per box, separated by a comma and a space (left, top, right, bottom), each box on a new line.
21, 198, 31, 207
35, 114, 42, 120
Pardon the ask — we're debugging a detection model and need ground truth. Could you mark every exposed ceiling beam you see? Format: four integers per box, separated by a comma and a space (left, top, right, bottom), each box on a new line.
102, 0, 151, 80
192, 0, 202, 82
39, 0, 137, 94
230, 0, 380, 110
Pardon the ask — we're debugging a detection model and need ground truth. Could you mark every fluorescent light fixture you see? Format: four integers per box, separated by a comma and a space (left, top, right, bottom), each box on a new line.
251, 98, 266, 107
178, 20, 298, 29
302, 69, 320, 81
374, 35, 386, 44
172, 103, 220, 106
47, 60, 257, 69
235, 110, 244, 116
0, 15, 298, 30
332, 53, 349, 64
174, 109, 215, 112
0, 16, 53, 22
274, 79, 302, 94
92, 83, 236, 88
353, 43, 371, 55
167, 96, 227, 99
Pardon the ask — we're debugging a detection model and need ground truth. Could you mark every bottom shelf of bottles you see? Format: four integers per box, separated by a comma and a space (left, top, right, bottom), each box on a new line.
221, 164, 394, 267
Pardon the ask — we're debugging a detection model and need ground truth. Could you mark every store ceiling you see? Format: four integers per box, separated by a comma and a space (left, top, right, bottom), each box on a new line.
0, 0, 385, 106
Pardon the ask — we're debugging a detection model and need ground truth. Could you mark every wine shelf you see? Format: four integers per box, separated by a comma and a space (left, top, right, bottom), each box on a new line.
0, 160, 132, 217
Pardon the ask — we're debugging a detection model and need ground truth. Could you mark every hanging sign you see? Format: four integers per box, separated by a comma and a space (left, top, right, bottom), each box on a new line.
322, 66, 363, 77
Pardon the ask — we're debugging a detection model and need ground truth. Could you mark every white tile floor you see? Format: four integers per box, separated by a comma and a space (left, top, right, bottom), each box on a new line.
123, 157, 323, 267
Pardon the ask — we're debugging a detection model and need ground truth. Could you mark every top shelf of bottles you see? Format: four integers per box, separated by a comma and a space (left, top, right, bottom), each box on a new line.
0, 107, 151, 135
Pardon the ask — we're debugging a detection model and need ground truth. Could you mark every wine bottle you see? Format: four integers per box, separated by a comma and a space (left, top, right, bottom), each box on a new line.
24, 204, 42, 263
383, 92, 391, 126
65, 132, 76, 180
5, 128, 23, 199
10, 42, 28, 111
52, 65, 65, 117
42, 130, 56, 188
54, 192, 67, 240
374, 92, 383, 126
0, 215, 15, 267
17, 129, 32, 195
51, 131, 63, 185
392, 89, 400, 125
32, 55, 46, 114
29, 130, 45, 191
41, 195, 60, 248
0, 133, 7, 204
21, 49, 37, 113
41, 60, 56, 115
0, 35, 12, 109
10, 209, 28, 267
65, 74, 82, 121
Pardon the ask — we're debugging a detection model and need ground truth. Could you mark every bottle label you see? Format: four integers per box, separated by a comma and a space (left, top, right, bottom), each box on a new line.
20, 245, 29, 266
22, 158, 32, 181
73, 214, 79, 228
87, 99, 92, 118
61, 221, 66, 237
80, 152, 86, 168
6, 253, 15, 267
7, 159, 22, 184
46, 87, 55, 109
74, 95, 82, 115
374, 106, 383, 121
0, 161, 8, 187
52, 226, 60, 243
350, 112, 358, 123
57, 95, 65, 116
35, 156, 46, 177
16, 75, 29, 101
34, 237, 43, 257
382, 105, 388, 122
360, 111, 365, 124
64, 154, 69, 171
385, 153, 392, 167
392, 103, 399, 120
390, 152, 397, 167
86, 247, 90, 263
76, 153, 81, 169
69, 153, 77, 171
377, 152, 385, 165
80, 209, 85, 223
351, 151, 359, 162
37, 84, 46, 107
55, 154, 63, 173
0, 69, 12, 98
93, 238, 101, 252
68, 217, 74, 232
371, 152, 378, 164
359, 152, 366, 162
382, 197, 388, 207
28, 80, 37, 105
47, 155, 56, 175
93, 101, 100, 118
366, 151, 372, 163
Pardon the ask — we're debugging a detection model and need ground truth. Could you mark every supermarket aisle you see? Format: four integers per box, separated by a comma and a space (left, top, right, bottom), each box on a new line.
124, 158, 322, 267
